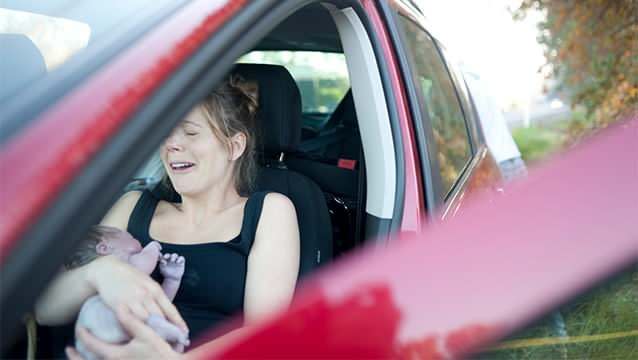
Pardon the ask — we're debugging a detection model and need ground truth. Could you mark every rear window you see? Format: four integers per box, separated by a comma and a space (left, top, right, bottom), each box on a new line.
0, 0, 186, 104
238, 51, 350, 115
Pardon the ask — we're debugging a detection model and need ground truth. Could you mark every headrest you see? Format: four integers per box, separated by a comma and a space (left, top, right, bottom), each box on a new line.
233, 63, 301, 154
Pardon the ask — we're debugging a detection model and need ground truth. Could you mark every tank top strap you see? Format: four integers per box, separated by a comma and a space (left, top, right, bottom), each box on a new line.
127, 190, 159, 246
238, 191, 270, 254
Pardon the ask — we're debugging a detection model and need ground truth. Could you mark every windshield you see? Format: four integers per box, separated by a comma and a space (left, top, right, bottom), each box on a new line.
0, 0, 186, 104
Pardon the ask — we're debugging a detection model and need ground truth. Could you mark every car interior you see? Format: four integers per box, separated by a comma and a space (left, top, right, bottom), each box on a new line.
130, 2, 399, 273
5, 2, 402, 358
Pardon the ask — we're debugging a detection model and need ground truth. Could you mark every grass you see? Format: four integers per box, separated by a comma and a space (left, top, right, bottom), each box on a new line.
476, 269, 638, 359
511, 121, 568, 165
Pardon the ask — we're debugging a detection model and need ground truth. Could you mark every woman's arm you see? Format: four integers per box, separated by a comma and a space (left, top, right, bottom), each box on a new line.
34, 191, 142, 325
244, 192, 300, 321
35, 191, 186, 331
99, 190, 142, 229
35, 250, 187, 329
34, 265, 96, 325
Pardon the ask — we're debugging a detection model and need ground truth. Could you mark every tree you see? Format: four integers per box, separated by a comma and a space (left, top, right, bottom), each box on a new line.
513, 0, 638, 141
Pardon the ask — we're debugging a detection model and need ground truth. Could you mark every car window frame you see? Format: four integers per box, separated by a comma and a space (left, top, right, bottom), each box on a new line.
382, 6, 440, 215
0, 0, 308, 343
0, 1, 188, 145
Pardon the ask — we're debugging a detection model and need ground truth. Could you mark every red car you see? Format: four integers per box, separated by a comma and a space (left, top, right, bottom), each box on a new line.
1, 0, 636, 358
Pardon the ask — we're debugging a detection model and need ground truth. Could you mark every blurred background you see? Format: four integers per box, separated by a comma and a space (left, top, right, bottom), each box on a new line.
418, 1, 638, 359
418, 0, 637, 165
2, 1, 636, 358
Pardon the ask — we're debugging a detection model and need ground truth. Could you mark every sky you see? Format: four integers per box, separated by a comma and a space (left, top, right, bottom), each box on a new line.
415, 0, 547, 109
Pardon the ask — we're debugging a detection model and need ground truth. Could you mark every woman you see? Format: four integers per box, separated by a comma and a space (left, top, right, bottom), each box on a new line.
36, 76, 300, 358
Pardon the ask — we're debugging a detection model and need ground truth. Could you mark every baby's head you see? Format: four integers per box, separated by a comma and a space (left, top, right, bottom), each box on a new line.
64, 225, 142, 270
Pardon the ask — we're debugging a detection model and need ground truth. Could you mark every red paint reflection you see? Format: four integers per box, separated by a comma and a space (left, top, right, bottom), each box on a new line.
214, 283, 401, 358
396, 323, 501, 359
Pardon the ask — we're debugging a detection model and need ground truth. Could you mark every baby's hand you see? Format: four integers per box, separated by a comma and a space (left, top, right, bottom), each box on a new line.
159, 253, 185, 281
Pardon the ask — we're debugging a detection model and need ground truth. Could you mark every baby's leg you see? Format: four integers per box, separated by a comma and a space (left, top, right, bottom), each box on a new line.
128, 241, 162, 274
75, 296, 129, 360
146, 314, 190, 351
159, 253, 185, 301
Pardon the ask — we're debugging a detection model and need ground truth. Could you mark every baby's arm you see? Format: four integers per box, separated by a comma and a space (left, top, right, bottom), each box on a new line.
159, 253, 185, 302
128, 241, 162, 274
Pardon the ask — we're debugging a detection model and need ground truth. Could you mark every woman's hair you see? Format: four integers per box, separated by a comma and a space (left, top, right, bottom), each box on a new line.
162, 74, 258, 196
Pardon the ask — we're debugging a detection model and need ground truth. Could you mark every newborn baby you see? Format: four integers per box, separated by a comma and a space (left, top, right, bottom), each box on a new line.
64, 225, 189, 359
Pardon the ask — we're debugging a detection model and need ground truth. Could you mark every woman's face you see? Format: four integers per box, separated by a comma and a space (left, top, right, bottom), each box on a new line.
161, 107, 234, 196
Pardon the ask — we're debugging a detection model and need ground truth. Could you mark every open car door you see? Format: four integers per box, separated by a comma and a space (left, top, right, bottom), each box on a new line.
189, 117, 638, 358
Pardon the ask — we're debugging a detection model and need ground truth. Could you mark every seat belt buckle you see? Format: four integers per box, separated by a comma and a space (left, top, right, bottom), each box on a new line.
338, 158, 357, 170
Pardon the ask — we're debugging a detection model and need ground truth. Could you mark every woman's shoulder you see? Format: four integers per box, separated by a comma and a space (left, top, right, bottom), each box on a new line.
254, 192, 298, 244
100, 190, 144, 229
260, 192, 295, 216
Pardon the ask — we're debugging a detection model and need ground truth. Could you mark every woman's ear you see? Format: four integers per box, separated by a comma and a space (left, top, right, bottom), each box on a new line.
96, 241, 111, 255
228, 132, 247, 161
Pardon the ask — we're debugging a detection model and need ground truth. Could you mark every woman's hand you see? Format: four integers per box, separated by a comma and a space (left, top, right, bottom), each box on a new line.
66, 306, 181, 360
87, 255, 188, 332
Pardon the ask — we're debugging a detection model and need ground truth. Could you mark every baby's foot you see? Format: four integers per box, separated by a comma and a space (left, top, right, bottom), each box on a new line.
148, 240, 162, 253
159, 253, 185, 280
146, 314, 190, 352
129, 241, 163, 273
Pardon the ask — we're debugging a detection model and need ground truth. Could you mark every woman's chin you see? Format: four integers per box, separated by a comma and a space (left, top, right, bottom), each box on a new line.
172, 185, 201, 197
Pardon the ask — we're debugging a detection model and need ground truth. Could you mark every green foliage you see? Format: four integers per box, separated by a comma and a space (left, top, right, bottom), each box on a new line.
513, 0, 638, 139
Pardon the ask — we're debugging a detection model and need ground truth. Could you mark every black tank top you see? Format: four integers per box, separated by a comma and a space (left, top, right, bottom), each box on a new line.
127, 190, 268, 342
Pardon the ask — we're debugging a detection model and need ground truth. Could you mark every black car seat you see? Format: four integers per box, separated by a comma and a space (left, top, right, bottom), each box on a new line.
290, 89, 361, 197
287, 89, 365, 256
232, 64, 333, 278
297, 89, 360, 162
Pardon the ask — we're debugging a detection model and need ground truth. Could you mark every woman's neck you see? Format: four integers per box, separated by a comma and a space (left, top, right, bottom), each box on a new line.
177, 184, 243, 227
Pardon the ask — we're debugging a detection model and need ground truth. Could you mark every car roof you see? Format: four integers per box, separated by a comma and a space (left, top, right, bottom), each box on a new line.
251, 1, 440, 53
253, 3, 342, 52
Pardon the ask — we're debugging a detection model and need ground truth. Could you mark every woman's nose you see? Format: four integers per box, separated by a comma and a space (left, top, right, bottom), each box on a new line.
164, 133, 184, 152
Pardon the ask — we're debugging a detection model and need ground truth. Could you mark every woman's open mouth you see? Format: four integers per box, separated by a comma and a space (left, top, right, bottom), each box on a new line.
170, 161, 195, 173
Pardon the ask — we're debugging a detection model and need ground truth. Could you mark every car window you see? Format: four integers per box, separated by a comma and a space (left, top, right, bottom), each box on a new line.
397, 16, 472, 198
439, 47, 481, 150
476, 266, 638, 359
0, 0, 185, 104
238, 50, 349, 117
